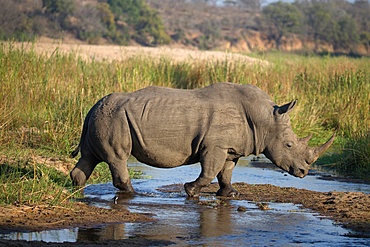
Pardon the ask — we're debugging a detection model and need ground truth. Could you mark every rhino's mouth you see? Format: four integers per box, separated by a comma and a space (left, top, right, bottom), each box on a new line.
288, 166, 308, 178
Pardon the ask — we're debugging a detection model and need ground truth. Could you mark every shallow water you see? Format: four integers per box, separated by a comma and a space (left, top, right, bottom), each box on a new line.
2, 157, 370, 246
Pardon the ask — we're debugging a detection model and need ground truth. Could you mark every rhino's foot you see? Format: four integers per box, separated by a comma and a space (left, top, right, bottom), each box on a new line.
216, 187, 240, 198
184, 182, 201, 197
70, 168, 87, 187
113, 181, 135, 194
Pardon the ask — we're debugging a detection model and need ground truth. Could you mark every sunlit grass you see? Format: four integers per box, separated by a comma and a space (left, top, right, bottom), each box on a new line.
0, 160, 73, 206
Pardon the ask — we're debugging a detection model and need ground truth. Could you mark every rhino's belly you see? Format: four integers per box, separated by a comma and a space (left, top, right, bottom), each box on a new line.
128, 112, 204, 168
131, 144, 199, 168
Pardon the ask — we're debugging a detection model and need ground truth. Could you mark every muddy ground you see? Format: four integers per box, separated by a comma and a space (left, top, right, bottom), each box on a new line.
0, 180, 369, 246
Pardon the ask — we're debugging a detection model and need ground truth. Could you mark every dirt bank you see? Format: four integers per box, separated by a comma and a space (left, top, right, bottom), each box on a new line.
0, 202, 152, 233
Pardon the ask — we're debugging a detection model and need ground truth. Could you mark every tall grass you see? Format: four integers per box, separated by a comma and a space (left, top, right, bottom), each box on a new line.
0, 43, 369, 192
316, 132, 370, 180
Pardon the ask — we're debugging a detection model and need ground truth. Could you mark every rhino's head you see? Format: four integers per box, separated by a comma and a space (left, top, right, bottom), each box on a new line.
262, 100, 335, 178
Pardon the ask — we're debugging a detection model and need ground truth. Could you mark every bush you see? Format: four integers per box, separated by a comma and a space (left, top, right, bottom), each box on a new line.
108, 0, 170, 45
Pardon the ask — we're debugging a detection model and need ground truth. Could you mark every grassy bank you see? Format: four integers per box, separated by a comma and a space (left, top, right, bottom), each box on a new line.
316, 132, 370, 180
0, 43, 369, 206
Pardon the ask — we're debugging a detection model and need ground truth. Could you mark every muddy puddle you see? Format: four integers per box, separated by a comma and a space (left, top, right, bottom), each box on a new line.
2, 157, 370, 246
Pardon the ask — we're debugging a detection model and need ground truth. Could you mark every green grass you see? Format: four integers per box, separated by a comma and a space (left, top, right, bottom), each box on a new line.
0, 153, 144, 207
317, 133, 370, 180
0, 160, 72, 206
0, 43, 369, 206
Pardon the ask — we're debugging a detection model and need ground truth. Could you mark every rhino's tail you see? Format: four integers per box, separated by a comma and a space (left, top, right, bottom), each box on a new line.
70, 108, 93, 158
70, 145, 80, 158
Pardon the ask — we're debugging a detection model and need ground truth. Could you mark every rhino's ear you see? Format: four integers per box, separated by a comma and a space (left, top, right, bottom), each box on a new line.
274, 100, 297, 116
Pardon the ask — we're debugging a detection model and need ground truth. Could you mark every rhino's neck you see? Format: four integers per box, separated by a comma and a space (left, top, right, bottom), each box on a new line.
251, 121, 267, 155
244, 114, 267, 156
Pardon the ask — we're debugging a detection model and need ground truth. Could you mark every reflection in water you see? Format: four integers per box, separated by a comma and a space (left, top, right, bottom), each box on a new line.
77, 224, 127, 242
200, 205, 233, 238
0, 229, 78, 243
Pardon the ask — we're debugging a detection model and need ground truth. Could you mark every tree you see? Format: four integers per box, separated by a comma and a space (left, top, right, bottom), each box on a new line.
332, 11, 359, 52
351, 0, 370, 52
42, 0, 74, 31
107, 0, 170, 45
196, 20, 222, 49
262, 2, 302, 49
72, 3, 105, 42
0, 0, 43, 41
299, 1, 336, 52
237, 0, 262, 10
42, 0, 73, 15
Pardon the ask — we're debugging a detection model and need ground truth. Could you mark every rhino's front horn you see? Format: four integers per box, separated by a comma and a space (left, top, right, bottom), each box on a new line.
313, 133, 336, 159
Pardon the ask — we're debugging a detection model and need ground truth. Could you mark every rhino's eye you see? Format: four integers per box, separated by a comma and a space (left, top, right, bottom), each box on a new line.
286, 142, 293, 149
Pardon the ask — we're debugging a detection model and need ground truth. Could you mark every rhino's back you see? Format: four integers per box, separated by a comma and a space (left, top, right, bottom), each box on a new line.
90, 83, 269, 167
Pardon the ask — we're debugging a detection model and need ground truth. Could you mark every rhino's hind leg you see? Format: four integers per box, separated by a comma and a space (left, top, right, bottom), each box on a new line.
216, 160, 239, 197
70, 155, 100, 187
184, 148, 227, 197
107, 157, 135, 194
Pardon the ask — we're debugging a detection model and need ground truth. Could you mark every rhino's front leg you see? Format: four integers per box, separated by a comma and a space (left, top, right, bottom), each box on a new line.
216, 159, 239, 197
184, 148, 227, 197
108, 158, 135, 194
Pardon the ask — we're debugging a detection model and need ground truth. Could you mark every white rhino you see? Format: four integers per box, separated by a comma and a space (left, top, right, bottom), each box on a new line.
70, 83, 335, 197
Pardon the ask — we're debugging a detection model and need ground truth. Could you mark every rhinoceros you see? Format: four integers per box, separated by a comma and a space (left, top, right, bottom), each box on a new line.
70, 83, 335, 197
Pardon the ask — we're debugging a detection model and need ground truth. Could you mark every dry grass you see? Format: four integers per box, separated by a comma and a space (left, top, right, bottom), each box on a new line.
13, 41, 266, 64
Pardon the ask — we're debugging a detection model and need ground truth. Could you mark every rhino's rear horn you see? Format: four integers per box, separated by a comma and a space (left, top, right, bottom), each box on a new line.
300, 134, 313, 145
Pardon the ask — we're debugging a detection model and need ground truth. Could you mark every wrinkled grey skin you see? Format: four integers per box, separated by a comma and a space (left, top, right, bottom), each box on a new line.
70, 83, 335, 197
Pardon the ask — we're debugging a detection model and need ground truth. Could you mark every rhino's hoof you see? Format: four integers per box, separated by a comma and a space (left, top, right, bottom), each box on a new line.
70, 168, 87, 187
216, 188, 240, 198
113, 181, 135, 194
184, 182, 200, 197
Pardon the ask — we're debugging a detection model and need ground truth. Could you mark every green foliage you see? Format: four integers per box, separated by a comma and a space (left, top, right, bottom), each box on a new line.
0, 0, 169, 46
0, 1, 37, 41
0, 0, 369, 53
295, 0, 365, 53
107, 0, 171, 45
299, 1, 335, 51
337, 133, 370, 179
42, 0, 74, 15
262, 2, 302, 49
317, 133, 370, 180
332, 13, 359, 51
196, 20, 222, 50
98, 2, 117, 35
352, 0, 370, 52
